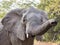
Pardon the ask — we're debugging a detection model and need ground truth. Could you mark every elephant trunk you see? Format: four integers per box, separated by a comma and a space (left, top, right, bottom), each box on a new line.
30, 20, 51, 35
26, 19, 57, 37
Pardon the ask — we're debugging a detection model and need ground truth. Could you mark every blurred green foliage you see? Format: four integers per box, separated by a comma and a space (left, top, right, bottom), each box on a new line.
37, 0, 60, 42
0, 0, 60, 42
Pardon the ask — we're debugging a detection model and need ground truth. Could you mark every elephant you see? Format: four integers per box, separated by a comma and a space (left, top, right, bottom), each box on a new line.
0, 7, 57, 45
35, 35, 43, 41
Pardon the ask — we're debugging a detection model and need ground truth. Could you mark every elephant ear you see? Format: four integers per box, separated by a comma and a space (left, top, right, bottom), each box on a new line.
1, 9, 26, 41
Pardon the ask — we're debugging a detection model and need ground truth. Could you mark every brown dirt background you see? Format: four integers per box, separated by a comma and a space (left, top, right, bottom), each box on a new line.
34, 40, 59, 45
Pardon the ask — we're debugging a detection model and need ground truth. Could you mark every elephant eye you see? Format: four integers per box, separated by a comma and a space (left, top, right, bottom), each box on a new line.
23, 17, 27, 24
23, 19, 25, 22
41, 18, 43, 22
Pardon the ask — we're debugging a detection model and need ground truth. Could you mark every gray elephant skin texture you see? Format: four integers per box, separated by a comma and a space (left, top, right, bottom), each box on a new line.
0, 7, 57, 45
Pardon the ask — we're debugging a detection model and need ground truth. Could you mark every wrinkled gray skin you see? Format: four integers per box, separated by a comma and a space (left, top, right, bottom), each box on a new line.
36, 35, 43, 41
0, 19, 10, 45
0, 19, 3, 31
0, 7, 57, 45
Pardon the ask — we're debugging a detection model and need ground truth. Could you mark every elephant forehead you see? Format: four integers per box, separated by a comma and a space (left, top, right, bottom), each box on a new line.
26, 13, 42, 20
26, 13, 43, 25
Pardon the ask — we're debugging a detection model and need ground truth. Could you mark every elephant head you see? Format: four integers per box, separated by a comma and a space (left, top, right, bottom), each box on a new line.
1, 7, 57, 41
22, 7, 57, 38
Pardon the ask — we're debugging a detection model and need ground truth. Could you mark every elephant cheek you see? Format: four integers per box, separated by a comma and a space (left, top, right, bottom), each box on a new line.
12, 23, 25, 41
